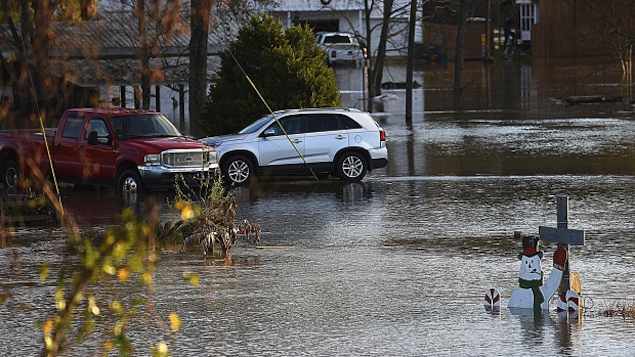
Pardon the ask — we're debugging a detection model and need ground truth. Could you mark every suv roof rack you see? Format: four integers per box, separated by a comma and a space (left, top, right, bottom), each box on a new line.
272, 107, 363, 115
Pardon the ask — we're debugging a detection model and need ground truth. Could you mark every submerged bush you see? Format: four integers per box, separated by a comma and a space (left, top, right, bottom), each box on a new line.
158, 175, 261, 258
201, 14, 340, 135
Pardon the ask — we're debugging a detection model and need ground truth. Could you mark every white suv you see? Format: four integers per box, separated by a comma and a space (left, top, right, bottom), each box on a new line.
200, 108, 387, 185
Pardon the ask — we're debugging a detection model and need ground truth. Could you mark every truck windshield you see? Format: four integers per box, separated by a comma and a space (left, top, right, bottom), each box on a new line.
239, 115, 272, 134
112, 114, 182, 140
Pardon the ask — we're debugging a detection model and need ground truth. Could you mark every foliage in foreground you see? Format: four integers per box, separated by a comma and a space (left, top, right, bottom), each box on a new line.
201, 14, 341, 135
1, 163, 259, 356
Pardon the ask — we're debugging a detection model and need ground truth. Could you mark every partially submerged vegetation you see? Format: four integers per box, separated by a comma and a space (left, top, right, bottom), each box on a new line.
158, 175, 261, 258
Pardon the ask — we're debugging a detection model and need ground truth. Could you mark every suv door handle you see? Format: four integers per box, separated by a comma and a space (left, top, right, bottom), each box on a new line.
335, 135, 346, 140
291, 139, 302, 144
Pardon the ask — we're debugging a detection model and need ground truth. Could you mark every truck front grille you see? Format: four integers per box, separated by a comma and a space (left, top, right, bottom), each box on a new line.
162, 150, 208, 168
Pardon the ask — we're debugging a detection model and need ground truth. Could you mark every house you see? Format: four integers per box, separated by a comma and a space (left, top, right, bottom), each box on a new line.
265, 0, 422, 57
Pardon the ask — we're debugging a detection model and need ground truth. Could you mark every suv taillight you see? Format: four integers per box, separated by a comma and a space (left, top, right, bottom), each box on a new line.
379, 130, 386, 142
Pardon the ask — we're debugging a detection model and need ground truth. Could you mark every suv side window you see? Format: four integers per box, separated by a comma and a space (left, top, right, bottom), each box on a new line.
338, 115, 362, 130
305, 114, 339, 133
86, 118, 112, 145
62, 114, 84, 139
263, 115, 305, 136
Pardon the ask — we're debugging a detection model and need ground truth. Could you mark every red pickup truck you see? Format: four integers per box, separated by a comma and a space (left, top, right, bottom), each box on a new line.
0, 108, 218, 195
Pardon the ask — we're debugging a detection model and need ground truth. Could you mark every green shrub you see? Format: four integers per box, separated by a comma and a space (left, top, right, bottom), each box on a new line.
201, 15, 340, 135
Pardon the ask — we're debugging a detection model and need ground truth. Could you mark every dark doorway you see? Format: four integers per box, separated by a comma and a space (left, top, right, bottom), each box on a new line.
294, 19, 339, 33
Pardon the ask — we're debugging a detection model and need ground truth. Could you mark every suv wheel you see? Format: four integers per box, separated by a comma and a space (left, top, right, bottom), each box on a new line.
117, 169, 143, 198
337, 152, 367, 182
223, 155, 254, 186
2, 160, 20, 191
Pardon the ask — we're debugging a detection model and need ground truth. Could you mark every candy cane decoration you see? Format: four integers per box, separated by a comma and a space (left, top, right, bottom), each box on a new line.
484, 288, 502, 312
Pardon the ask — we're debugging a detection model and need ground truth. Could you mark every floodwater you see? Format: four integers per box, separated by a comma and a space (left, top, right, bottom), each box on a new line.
2, 62, 635, 356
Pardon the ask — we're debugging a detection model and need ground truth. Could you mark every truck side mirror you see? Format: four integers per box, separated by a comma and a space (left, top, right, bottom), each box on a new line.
87, 131, 99, 145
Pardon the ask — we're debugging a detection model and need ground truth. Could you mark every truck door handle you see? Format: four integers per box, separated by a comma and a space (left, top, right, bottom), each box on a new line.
335, 135, 346, 140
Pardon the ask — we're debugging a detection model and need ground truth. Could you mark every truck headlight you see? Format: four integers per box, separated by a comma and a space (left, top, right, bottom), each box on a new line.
144, 154, 161, 166
203, 149, 218, 166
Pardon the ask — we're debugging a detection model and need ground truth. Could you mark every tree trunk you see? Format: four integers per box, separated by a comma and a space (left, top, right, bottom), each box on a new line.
405, 0, 417, 129
80, 0, 96, 20
370, 0, 394, 109
453, 0, 466, 99
32, 0, 52, 111
136, 0, 151, 110
364, 0, 373, 111
189, 0, 213, 137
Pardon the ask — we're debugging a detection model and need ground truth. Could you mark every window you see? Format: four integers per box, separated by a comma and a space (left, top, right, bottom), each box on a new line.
111, 114, 181, 140
263, 115, 304, 136
306, 114, 339, 133
323, 35, 353, 45
62, 116, 84, 139
305, 114, 361, 133
339, 115, 362, 130
239, 115, 272, 134
86, 118, 112, 145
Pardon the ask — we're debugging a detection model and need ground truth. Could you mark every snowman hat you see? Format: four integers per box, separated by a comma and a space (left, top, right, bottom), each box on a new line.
519, 235, 543, 259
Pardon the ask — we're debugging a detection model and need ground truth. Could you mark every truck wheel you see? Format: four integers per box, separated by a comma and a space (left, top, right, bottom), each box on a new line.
117, 169, 143, 198
222, 155, 254, 186
336, 152, 367, 182
2, 160, 20, 191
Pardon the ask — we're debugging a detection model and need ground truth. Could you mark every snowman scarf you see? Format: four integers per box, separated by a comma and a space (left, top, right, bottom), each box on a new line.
518, 272, 544, 311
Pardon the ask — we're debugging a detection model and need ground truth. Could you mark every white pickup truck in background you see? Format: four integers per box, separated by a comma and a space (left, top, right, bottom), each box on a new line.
316, 32, 365, 65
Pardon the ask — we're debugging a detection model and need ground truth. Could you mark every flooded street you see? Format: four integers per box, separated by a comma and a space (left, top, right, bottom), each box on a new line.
2, 62, 635, 356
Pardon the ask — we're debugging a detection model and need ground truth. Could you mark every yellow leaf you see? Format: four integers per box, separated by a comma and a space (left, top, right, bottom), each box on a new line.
183, 272, 200, 287
55, 289, 66, 311
110, 300, 123, 314
142, 272, 153, 286
102, 264, 115, 275
152, 341, 169, 357
42, 319, 54, 336
113, 320, 124, 336
117, 268, 129, 282
168, 312, 181, 332
180, 205, 194, 220
88, 296, 100, 316
39, 264, 49, 283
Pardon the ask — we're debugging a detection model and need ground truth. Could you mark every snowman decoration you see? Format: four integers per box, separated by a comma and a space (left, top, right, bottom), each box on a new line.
508, 236, 568, 311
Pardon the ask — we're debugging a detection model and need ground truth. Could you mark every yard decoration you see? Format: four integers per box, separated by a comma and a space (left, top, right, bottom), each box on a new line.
485, 195, 586, 313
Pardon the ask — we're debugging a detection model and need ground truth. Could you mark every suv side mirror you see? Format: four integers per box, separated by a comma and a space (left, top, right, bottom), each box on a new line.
261, 127, 278, 137
87, 131, 99, 145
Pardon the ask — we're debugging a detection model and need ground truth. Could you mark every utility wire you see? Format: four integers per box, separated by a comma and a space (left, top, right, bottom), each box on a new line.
227, 50, 319, 182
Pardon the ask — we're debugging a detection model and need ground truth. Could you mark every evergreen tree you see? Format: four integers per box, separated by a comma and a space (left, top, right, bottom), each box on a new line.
202, 15, 340, 135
